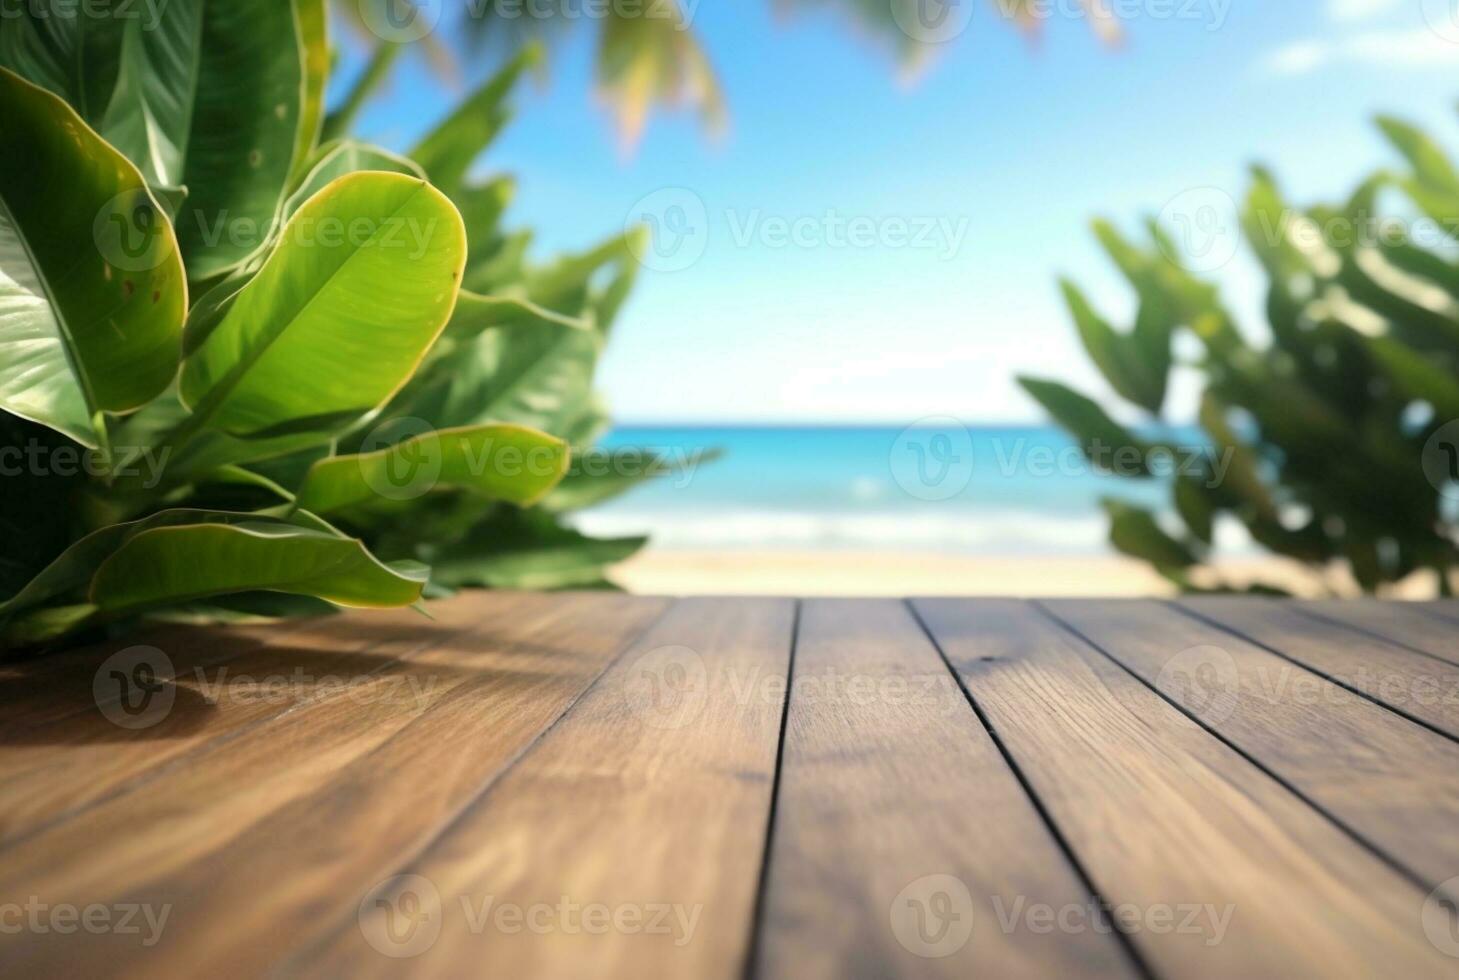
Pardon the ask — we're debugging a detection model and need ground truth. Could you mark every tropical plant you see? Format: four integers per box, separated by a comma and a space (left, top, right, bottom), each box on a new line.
331, 0, 1120, 148
0, 2, 658, 649
1021, 113, 1459, 595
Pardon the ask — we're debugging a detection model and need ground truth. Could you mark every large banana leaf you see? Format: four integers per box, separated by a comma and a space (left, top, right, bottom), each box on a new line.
0, 0, 125, 124
294, 424, 569, 515
179, 171, 466, 439
0, 508, 288, 624
88, 520, 428, 615
0, 67, 186, 449
102, 0, 305, 280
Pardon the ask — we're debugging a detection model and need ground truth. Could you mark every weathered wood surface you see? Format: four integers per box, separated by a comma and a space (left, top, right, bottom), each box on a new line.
1, 595, 1456, 978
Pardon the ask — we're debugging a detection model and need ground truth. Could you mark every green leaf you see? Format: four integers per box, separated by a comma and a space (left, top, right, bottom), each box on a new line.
1102, 499, 1197, 570
88, 520, 427, 614
457, 177, 515, 268
1017, 377, 1155, 477
430, 508, 644, 590
101, 0, 305, 279
284, 139, 426, 220
0, 508, 276, 623
397, 310, 601, 436
1367, 335, 1459, 419
544, 447, 721, 513
291, 0, 329, 182
0, 0, 125, 124
1060, 279, 1165, 413
178, 171, 466, 439
1196, 391, 1277, 520
445, 289, 589, 343
294, 424, 569, 515
408, 44, 539, 196
0, 67, 186, 448
1174, 475, 1215, 544
1377, 115, 1459, 204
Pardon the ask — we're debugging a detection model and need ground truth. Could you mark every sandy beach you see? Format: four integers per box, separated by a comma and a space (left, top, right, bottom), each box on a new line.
609, 550, 1445, 598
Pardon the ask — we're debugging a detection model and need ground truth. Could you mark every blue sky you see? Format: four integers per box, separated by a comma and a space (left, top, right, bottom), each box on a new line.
351, 0, 1459, 424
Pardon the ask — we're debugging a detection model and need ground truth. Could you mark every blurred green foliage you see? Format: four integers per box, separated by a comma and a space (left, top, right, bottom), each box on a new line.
1022, 113, 1459, 595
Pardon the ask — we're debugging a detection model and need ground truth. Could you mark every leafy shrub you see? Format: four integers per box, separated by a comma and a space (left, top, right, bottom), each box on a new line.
1022, 114, 1459, 595
0, 2, 656, 648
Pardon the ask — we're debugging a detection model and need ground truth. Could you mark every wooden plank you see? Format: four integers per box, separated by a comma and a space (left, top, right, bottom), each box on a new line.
1294, 599, 1459, 668
1048, 599, 1459, 902
293, 597, 796, 980
1183, 597, 1459, 740
0, 597, 487, 845
1414, 601, 1459, 627
755, 599, 1135, 980
0, 591, 661, 973
913, 598, 1455, 979
0, 619, 303, 736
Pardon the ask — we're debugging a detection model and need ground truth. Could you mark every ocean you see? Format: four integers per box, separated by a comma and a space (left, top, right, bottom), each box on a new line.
576, 424, 1230, 556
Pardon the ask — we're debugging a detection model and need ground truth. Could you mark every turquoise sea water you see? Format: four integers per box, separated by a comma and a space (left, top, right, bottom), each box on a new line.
578, 425, 1222, 556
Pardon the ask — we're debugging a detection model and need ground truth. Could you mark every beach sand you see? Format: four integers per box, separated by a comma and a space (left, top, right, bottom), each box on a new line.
609, 550, 1444, 598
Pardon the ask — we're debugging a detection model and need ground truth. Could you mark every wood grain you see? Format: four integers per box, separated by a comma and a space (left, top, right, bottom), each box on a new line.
0, 598, 493, 845
295, 597, 796, 980
1183, 596, 1459, 740
755, 599, 1135, 980
0, 591, 626, 972
1293, 599, 1459, 668
913, 598, 1455, 979
1047, 599, 1459, 903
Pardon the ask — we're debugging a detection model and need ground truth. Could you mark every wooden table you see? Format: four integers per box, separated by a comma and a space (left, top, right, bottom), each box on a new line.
2, 594, 1459, 978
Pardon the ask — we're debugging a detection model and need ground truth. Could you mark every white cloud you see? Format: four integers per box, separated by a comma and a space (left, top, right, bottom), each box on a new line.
1326, 0, 1402, 23
1261, 29, 1459, 76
